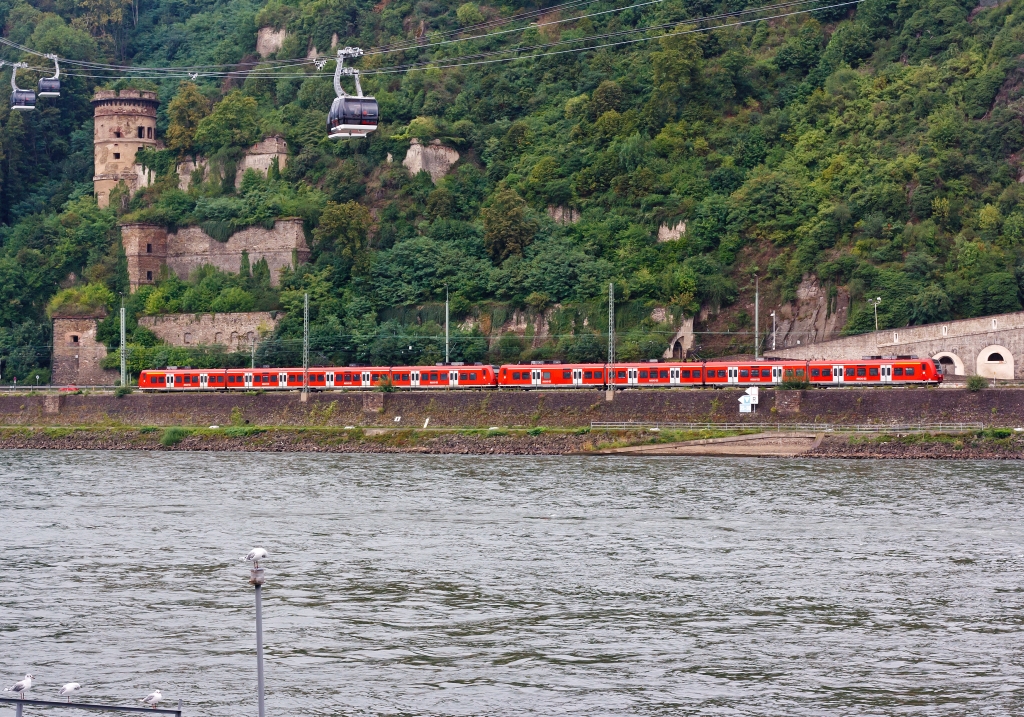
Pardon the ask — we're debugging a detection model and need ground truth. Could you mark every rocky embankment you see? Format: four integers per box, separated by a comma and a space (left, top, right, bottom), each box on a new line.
810, 433, 1024, 459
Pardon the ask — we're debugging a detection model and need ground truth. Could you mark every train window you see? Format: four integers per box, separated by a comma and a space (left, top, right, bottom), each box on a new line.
542, 371, 550, 380
894, 367, 904, 376
761, 369, 770, 377
254, 376, 261, 383
640, 370, 648, 379
694, 370, 701, 377
319, 374, 325, 381
740, 369, 749, 377
184, 376, 191, 383
717, 370, 726, 378
796, 369, 804, 377
595, 371, 602, 379
869, 368, 879, 376
263, 374, 270, 382
822, 369, 830, 378
921, 362, 928, 372
846, 368, 855, 377
584, 371, 592, 379
811, 369, 820, 377
469, 373, 477, 380
660, 370, 668, 378
785, 369, 793, 377
228, 376, 235, 383
681, 370, 690, 378
906, 367, 915, 375
430, 372, 438, 380
460, 372, 468, 380
618, 370, 626, 378
563, 370, 571, 379
857, 367, 866, 377
512, 372, 520, 380
217, 376, 224, 383
402, 374, 409, 381
372, 374, 379, 381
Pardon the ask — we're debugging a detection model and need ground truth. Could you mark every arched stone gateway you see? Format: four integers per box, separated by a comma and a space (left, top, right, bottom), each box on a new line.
932, 351, 965, 376
976, 344, 1014, 380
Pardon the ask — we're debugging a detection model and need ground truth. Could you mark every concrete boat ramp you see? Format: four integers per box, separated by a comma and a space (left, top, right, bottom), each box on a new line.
587, 432, 825, 457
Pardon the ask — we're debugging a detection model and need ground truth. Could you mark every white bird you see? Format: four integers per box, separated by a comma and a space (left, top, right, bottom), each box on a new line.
140, 690, 162, 708
4, 674, 33, 698
241, 547, 268, 568
58, 683, 81, 702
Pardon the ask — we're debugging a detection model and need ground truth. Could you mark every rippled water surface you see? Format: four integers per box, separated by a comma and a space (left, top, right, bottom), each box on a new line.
2, 451, 1024, 716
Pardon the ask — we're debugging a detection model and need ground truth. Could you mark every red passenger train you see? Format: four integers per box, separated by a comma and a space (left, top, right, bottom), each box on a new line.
139, 357, 942, 391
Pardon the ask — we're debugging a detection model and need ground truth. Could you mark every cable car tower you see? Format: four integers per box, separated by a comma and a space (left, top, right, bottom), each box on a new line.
327, 47, 378, 139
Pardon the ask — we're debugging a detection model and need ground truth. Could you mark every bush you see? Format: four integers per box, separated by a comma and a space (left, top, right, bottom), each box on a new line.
160, 427, 191, 446
114, 385, 133, 397
780, 379, 811, 390
966, 375, 988, 392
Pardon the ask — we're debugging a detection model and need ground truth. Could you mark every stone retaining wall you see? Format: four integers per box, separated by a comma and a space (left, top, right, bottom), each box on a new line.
3, 387, 1024, 428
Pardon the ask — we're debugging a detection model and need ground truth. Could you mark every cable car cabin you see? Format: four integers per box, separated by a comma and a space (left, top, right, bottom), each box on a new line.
37, 77, 60, 97
11, 89, 35, 111
328, 96, 378, 138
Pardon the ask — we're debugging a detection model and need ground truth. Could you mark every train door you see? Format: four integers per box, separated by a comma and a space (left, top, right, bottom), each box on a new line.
324, 371, 334, 388
628, 368, 638, 385
278, 372, 287, 387
530, 369, 541, 386
411, 371, 420, 387
832, 365, 844, 384
165, 373, 174, 389
727, 367, 739, 384
670, 367, 680, 385
199, 373, 209, 389
880, 365, 892, 383
450, 370, 460, 387
361, 371, 371, 387
244, 372, 253, 388
572, 368, 583, 386
771, 366, 783, 384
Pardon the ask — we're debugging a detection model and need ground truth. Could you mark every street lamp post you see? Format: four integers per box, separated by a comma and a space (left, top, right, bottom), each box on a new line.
753, 274, 759, 359
244, 548, 268, 717
869, 297, 882, 331
769, 311, 776, 351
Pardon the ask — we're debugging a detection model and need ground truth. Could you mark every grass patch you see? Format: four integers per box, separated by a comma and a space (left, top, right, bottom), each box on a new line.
160, 427, 192, 447
224, 426, 266, 438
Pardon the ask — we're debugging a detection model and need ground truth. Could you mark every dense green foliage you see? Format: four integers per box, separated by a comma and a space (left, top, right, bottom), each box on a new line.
4, 0, 1024, 377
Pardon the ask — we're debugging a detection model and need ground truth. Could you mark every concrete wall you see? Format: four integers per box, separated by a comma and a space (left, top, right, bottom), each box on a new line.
92, 90, 159, 208
51, 317, 117, 386
121, 219, 310, 289
8, 387, 1024, 428
766, 310, 1024, 379
138, 312, 281, 351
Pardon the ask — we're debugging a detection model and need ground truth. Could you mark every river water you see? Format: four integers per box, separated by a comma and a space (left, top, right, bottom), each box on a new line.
2, 451, 1023, 716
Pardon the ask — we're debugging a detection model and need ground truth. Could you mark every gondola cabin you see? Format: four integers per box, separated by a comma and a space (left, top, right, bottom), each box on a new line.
328, 96, 378, 138
38, 77, 60, 97
11, 88, 35, 111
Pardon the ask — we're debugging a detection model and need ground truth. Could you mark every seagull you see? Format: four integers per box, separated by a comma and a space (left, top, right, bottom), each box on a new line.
241, 547, 268, 568
58, 683, 81, 702
140, 690, 162, 708
4, 674, 33, 699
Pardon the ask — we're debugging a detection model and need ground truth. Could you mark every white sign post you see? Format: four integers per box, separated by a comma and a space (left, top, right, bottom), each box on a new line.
746, 386, 759, 404
739, 386, 758, 414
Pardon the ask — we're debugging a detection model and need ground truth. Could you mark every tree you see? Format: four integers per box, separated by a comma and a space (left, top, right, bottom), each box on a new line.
166, 82, 211, 156
314, 201, 373, 259
482, 189, 537, 264
194, 91, 261, 153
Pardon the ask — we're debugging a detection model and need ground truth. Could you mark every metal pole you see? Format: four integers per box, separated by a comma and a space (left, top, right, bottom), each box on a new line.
302, 293, 309, 396
771, 311, 776, 351
251, 339, 255, 369
445, 286, 449, 364
608, 283, 615, 390
16, 702, 22, 717
120, 301, 126, 387
754, 275, 759, 359
255, 581, 265, 717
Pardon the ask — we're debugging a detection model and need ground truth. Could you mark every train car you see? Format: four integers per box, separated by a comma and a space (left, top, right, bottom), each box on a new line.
499, 363, 607, 388
805, 358, 942, 385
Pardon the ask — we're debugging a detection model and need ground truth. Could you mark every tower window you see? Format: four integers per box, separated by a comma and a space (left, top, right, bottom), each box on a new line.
146, 243, 152, 253
113, 153, 120, 159
114, 130, 121, 138
137, 126, 144, 138
70, 335, 79, 344
147, 127, 153, 139
146, 271, 153, 281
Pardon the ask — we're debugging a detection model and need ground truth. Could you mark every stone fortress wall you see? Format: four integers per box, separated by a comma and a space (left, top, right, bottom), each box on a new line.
138, 312, 281, 352
121, 219, 310, 291
765, 310, 1024, 379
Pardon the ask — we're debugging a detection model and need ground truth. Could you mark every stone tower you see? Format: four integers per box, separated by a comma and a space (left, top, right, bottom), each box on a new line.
92, 89, 159, 208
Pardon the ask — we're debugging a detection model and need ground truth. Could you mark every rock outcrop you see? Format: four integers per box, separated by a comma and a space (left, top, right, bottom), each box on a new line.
257, 27, 287, 57
403, 139, 459, 183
